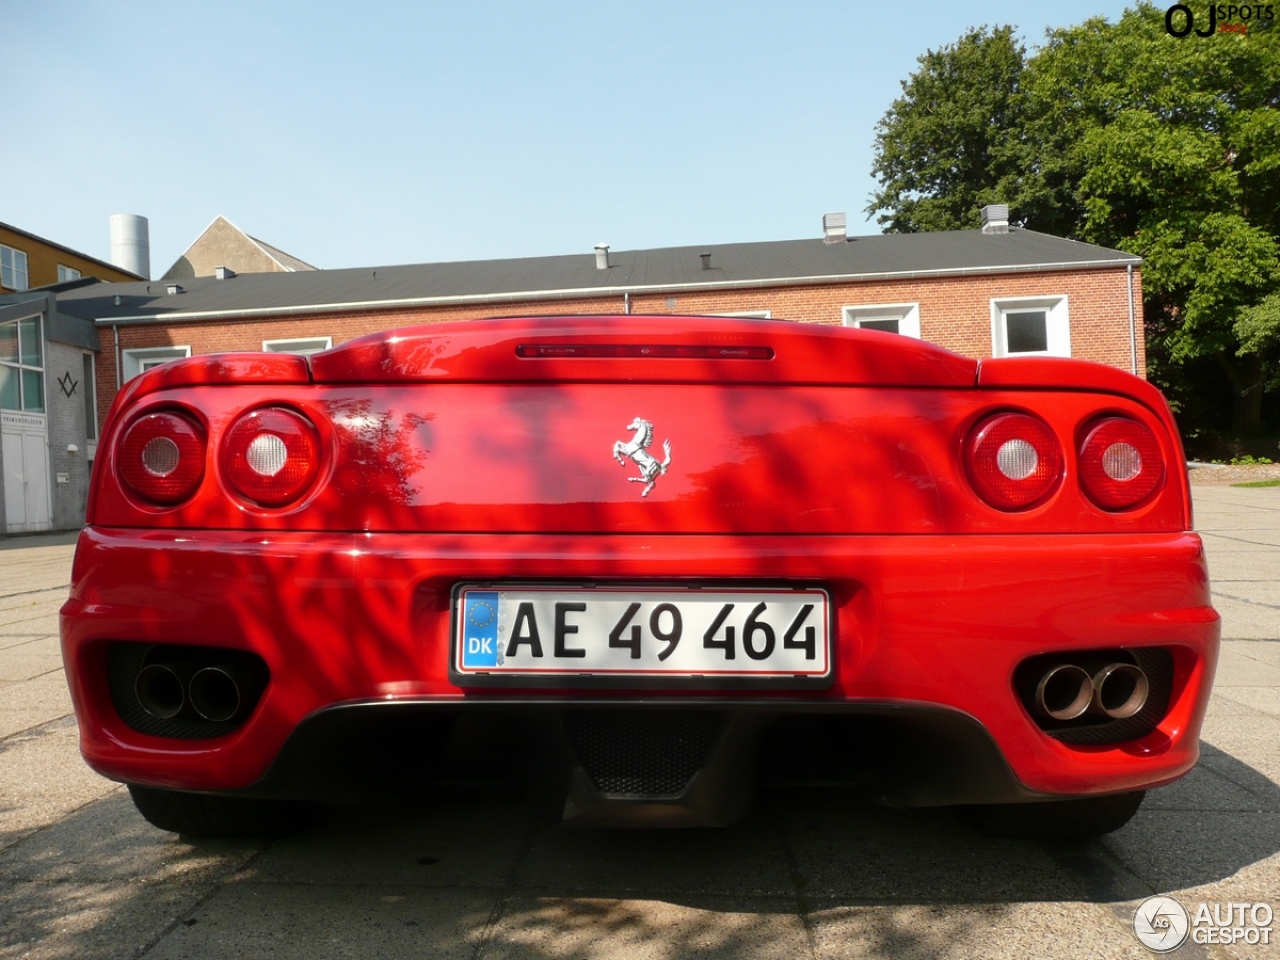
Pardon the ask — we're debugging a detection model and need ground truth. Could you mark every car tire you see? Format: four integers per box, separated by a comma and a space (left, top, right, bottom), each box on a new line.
959, 790, 1145, 840
127, 784, 317, 838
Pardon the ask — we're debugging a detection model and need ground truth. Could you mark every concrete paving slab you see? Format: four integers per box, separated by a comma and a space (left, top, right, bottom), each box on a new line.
1211, 601, 1280, 642
0, 653, 63, 682
778, 793, 1090, 904
0, 677, 71, 715
1208, 651, 1280, 687
1200, 713, 1280, 782
0, 634, 56, 652
1143, 762, 1273, 813
143, 883, 494, 960
0, 879, 217, 960
1223, 642, 1280, 675
807, 902, 1160, 960
0, 616, 61, 639
0, 719, 121, 852
517, 811, 793, 898
0, 792, 261, 884
482, 897, 809, 960
1215, 687, 1280, 722
1102, 809, 1280, 893
246, 796, 531, 889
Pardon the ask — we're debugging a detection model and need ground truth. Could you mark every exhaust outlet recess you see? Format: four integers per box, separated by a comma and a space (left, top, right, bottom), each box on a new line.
1092, 662, 1149, 719
189, 666, 243, 723
135, 664, 185, 719
1034, 664, 1093, 721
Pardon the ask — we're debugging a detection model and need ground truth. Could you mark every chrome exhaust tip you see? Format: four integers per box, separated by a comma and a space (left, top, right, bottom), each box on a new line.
136, 664, 185, 719
1034, 664, 1094, 721
1092, 663, 1149, 719
188, 666, 242, 723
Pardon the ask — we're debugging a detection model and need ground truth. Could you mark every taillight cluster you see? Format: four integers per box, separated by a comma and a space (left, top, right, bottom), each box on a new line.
118, 412, 206, 505
964, 411, 1164, 512
964, 413, 1063, 510
116, 406, 321, 509
1077, 416, 1163, 510
220, 408, 320, 506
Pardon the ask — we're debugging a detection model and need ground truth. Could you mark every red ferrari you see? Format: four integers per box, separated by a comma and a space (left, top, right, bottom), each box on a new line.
59, 316, 1219, 837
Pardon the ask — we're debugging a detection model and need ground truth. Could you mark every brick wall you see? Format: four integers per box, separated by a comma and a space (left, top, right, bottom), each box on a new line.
93, 266, 1143, 426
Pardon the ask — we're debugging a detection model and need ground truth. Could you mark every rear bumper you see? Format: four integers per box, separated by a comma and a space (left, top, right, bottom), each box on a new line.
60, 526, 1219, 800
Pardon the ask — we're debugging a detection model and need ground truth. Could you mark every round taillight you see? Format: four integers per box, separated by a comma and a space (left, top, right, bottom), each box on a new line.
964, 412, 1063, 510
221, 408, 320, 507
1078, 416, 1163, 510
118, 412, 206, 505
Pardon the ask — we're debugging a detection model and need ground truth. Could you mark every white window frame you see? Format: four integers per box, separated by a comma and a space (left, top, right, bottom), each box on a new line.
842, 302, 921, 339
990, 295, 1070, 358
262, 336, 333, 355
81, 351, 99, 453
710, 311, 773, 320
123, 346, 192, 381
58, 265, 82, 283
1, 244, 29, 291
0, 315, 44, 412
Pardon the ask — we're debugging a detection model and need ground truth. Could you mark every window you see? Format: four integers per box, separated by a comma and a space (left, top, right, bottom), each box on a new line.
82, 353, 98, 441
0, 316, 44, 413
262, 336, 333, 356
991, 296, 1070, 357
122, 346, 192, 381
1, 245, 29, 291
57, 265, 82, 283
842, 303, 921, 339
710, 311, 772, 320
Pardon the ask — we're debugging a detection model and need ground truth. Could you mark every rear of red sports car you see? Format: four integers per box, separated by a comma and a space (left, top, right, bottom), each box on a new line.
60, 317, 1219, 836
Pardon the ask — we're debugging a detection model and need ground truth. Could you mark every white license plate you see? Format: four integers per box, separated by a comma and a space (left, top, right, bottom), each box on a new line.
454, 586, 830, 679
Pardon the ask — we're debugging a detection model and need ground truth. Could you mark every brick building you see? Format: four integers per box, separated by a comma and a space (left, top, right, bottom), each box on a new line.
1, 222, 144, 534
11, 211, 1144, 532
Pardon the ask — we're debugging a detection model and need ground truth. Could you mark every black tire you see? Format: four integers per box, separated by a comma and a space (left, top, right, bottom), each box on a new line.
127, 784, 317, 838
959, 790, 1145, 840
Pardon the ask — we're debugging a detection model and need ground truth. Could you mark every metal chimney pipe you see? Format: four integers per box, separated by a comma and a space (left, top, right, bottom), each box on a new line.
594, 244, 610, 270
110, 215, 151, 279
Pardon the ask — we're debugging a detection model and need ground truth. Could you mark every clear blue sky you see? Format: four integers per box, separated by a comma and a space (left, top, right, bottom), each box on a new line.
3, 0, 1135, 277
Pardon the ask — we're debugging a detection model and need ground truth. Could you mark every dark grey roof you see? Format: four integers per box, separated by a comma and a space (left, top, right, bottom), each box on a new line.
54, 228, 1140, 326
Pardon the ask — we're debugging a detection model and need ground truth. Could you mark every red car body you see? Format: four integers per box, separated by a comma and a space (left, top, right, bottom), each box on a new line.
60, 316, 1219, 829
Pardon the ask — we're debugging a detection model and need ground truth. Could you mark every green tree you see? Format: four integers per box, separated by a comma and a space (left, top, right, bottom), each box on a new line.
868, 4, 1280, 437
868, 26, 1028, 234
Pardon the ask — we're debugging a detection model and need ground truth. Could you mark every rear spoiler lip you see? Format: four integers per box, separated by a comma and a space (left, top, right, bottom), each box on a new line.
306, 315, 979, 388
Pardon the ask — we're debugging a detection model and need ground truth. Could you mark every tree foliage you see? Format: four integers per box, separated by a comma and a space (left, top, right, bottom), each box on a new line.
868, 5, 1280, 437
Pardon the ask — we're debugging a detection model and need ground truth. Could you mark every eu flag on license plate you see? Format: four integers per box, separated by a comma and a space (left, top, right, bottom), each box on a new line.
461, 591, 500, 668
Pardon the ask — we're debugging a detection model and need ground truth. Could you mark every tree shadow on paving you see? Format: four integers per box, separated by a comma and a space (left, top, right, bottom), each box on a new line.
2, 742, 1278, 959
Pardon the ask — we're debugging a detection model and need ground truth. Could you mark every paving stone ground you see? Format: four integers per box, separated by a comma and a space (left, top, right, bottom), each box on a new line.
1, 489, 1277, 960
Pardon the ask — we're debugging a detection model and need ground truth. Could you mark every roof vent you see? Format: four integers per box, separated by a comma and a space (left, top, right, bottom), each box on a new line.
214, 265, 236, 280
594, 244, 610, 270
822, 212, 847, 244
981, 204, 1010, 234
700, 252, 712, 270
165, 283, 184, 295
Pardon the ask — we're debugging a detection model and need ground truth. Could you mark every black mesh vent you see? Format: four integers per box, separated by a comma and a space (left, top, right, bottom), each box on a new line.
107, 642, 266, 740
565, 710, 723, 797
1014, 647, 1175, 746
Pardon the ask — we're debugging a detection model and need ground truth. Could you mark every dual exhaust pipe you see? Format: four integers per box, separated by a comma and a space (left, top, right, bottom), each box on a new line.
136, 656, 264, 724
1034, 660, 1149, 722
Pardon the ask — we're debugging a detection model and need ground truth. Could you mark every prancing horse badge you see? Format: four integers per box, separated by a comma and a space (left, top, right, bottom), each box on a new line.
612, 417, 672, 498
